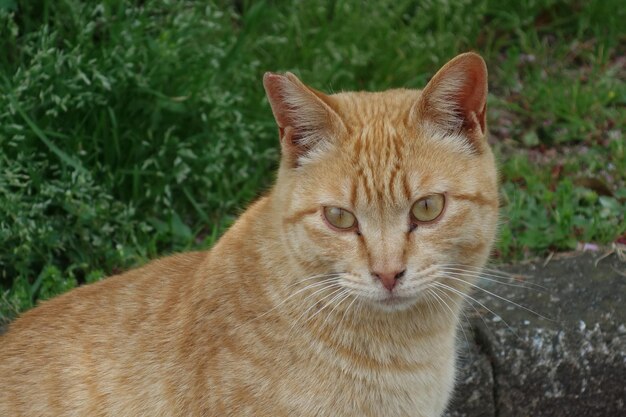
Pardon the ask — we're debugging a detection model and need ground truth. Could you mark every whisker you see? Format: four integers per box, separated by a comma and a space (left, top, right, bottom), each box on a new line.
288, 286, 345, 333
450, 267, 546, 290
438, 268, 548, 292
433, 282, 521, 339
281, 278, 340, 304
449, 289, 493, 340
443, 263, 520, 277
432, 281, 521, 340
427, 287, 470, 349
286, 273, 341, 289
434, 287, 476, 353
336, 295, 360, 330
427, 287, 454, 317
320, 291, 353, 329
482, 264, 533, 279
441, 263, 544, 285
305, 289, 350, 324
233, 278, 340, 330
442, 275, 552, 321
278, 286, 346, 357
445, 264, 540, 284
423, 290, 437, 316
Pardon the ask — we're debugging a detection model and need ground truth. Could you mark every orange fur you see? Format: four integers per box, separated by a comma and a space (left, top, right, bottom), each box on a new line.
0, 53, 499, 417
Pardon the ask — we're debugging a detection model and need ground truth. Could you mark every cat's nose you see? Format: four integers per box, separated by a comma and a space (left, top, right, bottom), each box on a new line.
372, 269, 406, 291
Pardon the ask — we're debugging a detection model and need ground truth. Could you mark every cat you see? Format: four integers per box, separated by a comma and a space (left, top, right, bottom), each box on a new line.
0, 52, 498, 417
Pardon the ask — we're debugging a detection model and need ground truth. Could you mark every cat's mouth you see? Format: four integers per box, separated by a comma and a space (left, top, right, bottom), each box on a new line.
374, 293, 419, 311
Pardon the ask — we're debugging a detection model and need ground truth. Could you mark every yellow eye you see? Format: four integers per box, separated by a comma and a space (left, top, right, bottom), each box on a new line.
411, 194, 445, 223
323, 207, 357, 230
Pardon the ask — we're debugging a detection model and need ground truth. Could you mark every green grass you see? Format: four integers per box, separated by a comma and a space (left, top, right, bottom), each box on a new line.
1, 0, 624, 320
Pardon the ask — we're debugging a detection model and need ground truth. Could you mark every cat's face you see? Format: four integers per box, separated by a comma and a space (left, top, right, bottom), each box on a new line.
265, 53, 498, 312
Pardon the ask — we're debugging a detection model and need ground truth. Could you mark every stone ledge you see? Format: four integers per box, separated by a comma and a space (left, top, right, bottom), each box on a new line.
446, 252, 626, 417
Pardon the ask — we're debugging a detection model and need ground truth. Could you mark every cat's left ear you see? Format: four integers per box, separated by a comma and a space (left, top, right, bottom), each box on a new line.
263, 72, 347, 166
410, 52, 488, 151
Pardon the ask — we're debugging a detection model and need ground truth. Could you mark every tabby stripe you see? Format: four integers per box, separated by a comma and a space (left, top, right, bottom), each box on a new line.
309, 324, 429, 372
359, 167, 373, 203
453, 192, 497, 207
293, 252, 323, 271
440, 206, 471, 230
303, 223, 331, 242
82, 337, 106, 417
352, 135, 362, 157
283, 207, 318, 225
401, 232, 411, 265
376, 181, 384, 202
388, 162, 400, 205
458, 240, 487, 257
402, 173, 412, 201
349, 177, 358, 208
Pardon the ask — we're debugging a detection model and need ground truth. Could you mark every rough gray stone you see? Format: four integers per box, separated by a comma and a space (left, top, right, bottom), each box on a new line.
446, 252, 626, 417
445, 330, 495, 417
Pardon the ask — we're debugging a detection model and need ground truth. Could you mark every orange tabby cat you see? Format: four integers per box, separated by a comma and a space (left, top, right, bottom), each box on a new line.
0, 52, 498, 417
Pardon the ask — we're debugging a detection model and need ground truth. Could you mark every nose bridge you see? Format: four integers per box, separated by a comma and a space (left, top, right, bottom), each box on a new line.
366, 224, 406, 272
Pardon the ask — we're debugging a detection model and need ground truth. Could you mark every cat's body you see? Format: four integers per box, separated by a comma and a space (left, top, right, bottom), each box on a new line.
0, 53, 498, 417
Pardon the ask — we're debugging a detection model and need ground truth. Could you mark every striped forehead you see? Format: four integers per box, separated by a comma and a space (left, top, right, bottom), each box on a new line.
345, 122, 413, 213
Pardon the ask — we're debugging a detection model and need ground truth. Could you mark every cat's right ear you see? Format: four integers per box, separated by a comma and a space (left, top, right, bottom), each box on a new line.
263, 72, 346, 167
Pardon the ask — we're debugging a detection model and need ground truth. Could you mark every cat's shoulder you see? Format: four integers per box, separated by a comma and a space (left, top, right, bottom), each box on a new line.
2, 251, 208, 337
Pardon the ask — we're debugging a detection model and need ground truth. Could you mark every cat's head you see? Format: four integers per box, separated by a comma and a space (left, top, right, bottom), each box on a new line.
264, 53, 498, 312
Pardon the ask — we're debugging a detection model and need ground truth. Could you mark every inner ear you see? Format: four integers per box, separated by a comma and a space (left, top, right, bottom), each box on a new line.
263, 72, 346, 166
411, 53, 488, 148
457, 65, 487, 134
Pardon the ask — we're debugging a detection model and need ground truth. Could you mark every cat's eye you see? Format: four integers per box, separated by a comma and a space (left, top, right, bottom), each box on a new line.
323, 207, 357, 230
411, 194, 445, 223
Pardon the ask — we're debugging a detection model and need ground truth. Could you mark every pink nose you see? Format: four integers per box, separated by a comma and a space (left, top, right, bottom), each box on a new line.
372, 270, 406, 291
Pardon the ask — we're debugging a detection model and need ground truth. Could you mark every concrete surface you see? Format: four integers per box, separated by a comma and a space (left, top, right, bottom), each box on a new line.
445, 252, 625, 417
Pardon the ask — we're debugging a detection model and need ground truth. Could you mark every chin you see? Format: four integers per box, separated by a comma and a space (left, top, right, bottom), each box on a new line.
369, 293, 420, 312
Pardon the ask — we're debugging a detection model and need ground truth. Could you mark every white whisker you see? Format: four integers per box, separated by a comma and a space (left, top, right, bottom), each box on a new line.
306, 290, 350, 327
445, 263, 541, 284
427, 287, 470, 348
277, 286, 350, 358
233, 277, 340, 330
321, 291, 353, 329
432, 281, 521, 340
337, 295, 360, 330
439, 266, 547, 291
287, 286, 344, 334
286, 273, 341, 289
423, 290, 437, 316
442, 275, 552, 321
